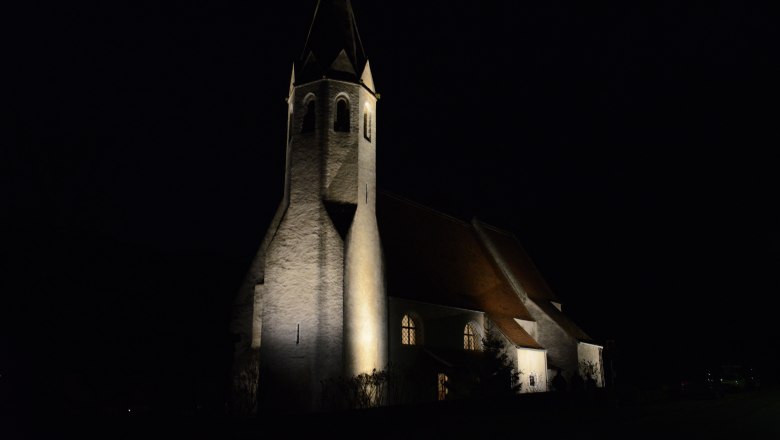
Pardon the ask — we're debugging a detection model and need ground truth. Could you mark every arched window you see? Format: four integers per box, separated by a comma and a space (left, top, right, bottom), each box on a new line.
463, 323, 478, 351
401, 314, 417, 345
437, 373, 449, 401
363, 107, 372, 142
334, 98, 350, 132
302, 99, 316, 133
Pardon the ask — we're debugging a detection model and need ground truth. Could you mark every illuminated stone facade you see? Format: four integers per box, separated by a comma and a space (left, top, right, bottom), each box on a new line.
229, 0, 603, 414
229, 1, 385, 413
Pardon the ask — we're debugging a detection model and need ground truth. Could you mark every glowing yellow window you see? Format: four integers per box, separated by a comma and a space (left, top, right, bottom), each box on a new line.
401, 314, 417, 345
437, 373, 448, 401
463, 323, 478, 350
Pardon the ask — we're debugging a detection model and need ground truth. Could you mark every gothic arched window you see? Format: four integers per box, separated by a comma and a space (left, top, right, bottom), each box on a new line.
334, 98, 350, 132
302, 99, 316, 133
401, 314, 417, 346
463, 323, 478, 351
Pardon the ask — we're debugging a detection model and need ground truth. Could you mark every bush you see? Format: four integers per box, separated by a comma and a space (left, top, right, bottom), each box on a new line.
231, 348, 260, 416
579, 360, 601, 390
321, 368, 388, 410
476, 326, 522, 397
449, 325, 521, 399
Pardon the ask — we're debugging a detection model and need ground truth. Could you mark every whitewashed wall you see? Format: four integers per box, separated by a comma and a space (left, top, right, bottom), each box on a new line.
516, 347, 548, 393
577, 342, 605, 387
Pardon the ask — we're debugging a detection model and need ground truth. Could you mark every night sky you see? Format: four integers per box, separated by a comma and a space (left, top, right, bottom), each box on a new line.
5, 1, 778, 411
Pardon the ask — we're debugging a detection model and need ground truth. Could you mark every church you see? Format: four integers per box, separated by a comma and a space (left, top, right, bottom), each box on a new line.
230, 0, 604, 414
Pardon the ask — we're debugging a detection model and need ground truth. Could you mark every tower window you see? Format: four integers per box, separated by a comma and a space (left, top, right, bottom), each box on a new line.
437, 373, 448, 401
334, 98, 350, 132
401, 314, 417, 345
363, 108, 372, 142
302, 99, 316, 133
463, 323, 478, 351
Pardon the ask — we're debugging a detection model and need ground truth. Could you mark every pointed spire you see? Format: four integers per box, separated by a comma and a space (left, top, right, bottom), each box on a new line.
298, 0, 368, 84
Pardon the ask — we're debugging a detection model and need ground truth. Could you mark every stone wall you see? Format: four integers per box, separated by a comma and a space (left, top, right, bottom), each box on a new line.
343, 80, 386, 377
259, 78, 346, 412
230, 73, 388, 412
524, 300, 577, 378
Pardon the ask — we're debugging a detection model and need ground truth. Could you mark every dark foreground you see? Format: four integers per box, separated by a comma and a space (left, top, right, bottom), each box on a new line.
6, 386, 779, 439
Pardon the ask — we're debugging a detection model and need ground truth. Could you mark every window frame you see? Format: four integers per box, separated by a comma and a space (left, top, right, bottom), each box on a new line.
334, 97, 350, 133
437, 373, 449, 401
463, 323, 478, 351
401, 314, 418, 346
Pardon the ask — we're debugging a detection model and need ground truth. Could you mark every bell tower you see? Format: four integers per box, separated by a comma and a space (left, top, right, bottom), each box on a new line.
246, 0, 386, 412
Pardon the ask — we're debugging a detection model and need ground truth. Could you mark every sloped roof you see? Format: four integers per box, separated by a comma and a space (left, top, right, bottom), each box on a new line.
475, 221, 593, 343
377, 192, 541, 349
297, 0, 367, 84
488, 315, 542, 349
476, 222, 559, 302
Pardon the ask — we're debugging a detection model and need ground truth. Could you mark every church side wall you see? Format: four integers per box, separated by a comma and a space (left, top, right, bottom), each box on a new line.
389, 298, 486, 354
388, 298, 486, 402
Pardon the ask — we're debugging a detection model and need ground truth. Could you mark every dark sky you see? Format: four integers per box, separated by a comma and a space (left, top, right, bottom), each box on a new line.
5, 1, 779, 409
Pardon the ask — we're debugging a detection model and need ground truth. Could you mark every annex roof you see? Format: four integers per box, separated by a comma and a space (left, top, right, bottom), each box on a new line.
475, 221, 593, 343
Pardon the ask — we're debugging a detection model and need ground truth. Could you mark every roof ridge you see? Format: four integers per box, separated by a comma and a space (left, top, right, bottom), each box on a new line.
473, 217, 562, 304
378, 190, 471, 227
348, 0, 366, 61
472, 218, 515, 237
300, 1, 322, 61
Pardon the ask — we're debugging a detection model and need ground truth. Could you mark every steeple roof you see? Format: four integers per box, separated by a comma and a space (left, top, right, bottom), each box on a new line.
297, 0, 368, 84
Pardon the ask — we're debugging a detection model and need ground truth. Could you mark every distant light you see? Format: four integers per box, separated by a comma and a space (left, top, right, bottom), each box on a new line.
128, 409, 131, 413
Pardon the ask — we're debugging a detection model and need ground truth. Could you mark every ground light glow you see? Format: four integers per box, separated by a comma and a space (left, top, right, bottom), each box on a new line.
345, 215, 385, 375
